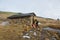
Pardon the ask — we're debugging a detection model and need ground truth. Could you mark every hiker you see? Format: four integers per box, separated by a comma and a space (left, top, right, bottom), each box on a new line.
35, 19, 39, 28
32, 19, 39, 28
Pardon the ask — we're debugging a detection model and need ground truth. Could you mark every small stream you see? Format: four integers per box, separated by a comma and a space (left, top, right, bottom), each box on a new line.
43, 27, 60, 33
40, 27, 60, 40
22, 27, 60, 40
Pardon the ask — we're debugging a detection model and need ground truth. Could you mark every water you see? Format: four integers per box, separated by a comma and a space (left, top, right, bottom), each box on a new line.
22, 27, 60, 40
43, 27, 60, 33
40, 27, 60, 40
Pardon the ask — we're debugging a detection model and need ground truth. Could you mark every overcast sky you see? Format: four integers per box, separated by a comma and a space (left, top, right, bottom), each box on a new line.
0, 0, 60, 19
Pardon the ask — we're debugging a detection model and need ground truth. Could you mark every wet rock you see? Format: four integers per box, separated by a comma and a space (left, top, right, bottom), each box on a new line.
23, 35, 30, 39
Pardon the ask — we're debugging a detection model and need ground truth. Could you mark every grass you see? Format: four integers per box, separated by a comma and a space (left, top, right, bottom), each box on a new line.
0, 25, 25, 40
0, 11, 60, 40
0, 11, 17, 19
0, 24, 60, 40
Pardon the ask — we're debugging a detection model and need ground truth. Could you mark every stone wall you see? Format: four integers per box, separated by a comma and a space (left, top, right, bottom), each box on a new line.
8, 17, 31, 25
7, 16, 33, 32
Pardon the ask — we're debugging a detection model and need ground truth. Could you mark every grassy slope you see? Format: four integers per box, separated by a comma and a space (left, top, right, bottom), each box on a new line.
0, 11, 60, 28
34, 16, 60, 29
0, 11, 60, 40
0, 11, 31, 40
0, 11, 25, 40
0, 11, 16, 18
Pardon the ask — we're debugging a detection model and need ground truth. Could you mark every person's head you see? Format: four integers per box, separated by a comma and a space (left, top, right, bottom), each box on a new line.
34, 19, 37, 21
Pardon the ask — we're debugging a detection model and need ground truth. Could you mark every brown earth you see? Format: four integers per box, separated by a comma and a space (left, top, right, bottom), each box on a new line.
0, 11, 60, 40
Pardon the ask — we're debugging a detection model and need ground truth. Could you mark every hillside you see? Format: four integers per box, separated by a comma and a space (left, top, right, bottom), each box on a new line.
34, 16, 60, 29
0, 11, 60, 28
0, 11, 16, 19
0, 11, 60, 40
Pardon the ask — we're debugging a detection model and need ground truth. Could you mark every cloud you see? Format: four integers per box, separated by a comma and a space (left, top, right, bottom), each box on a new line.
0, 0, 60, 19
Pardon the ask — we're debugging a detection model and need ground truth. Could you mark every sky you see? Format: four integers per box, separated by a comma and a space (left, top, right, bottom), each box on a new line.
0, 0, 60, 19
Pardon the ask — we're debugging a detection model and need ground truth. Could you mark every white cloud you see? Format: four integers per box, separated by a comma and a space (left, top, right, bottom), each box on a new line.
0, 0, 60, 19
